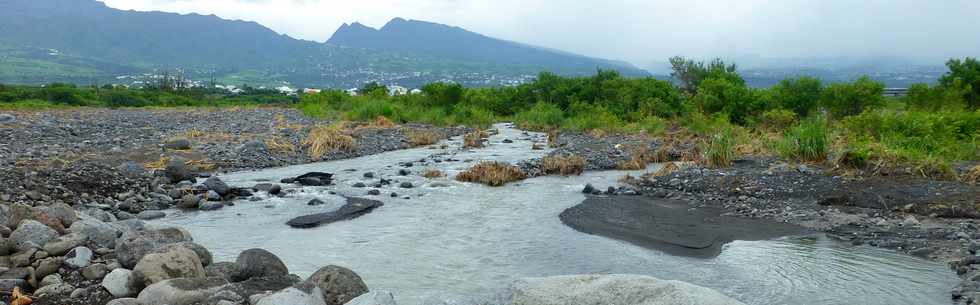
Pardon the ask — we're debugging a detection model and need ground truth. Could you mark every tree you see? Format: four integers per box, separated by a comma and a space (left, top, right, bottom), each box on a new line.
772, 77, 823, 117
669, 56, 742, 94
421, 82, 464, 109
821, 76, 885, 118
939, 57, 980, 109
360, 82, 388, 97
905, 82, 968, 111
690, 77, 755, 124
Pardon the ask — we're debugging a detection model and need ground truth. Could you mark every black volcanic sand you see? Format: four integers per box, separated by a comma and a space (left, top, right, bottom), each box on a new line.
560, 195, 810, 258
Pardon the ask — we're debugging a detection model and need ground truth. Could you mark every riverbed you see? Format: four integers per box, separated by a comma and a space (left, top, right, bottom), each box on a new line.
151, 124, 958, 305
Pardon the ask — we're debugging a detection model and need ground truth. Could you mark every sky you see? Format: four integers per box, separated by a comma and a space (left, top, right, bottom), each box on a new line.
98, 0, 980, 71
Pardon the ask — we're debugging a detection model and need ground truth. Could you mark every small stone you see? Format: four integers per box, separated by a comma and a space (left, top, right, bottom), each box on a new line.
137, 211, 166, 220
399, 182, 413, 189
164, 138, 192, 150
40, 273, 63, 287
390, 193, 398, 198
367, 190, 381, 196
307, 199, 325, 206
352, 182, 366, 188
82, 263, 109, 280
582, 184, 596, 194
363, 172, 375, 179
102, 268, 139, 297
180, 194, 200, 209
199, 201, 224, 211
65, 246, 93, 269
398, 169, 410, 176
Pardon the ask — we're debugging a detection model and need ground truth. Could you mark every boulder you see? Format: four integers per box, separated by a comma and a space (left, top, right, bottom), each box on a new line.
165, 138, 193, 150
254, 183, 282, 195
82, 263, 109, 280
40, 273, 63, 287
136, 211, 166, 220
308, 199, 326, 206
206, 190, 222, 201
10, 220, 58, 251
69, 218, 121, 248
166, 156, 194, 183
0, 278, 30, 292
116, 228, 195, 268
34, 283, 75, 298
206, 262, 246, 282
344, 291, 397, 305
106, 298, 141, 305
65, 246, 93, 268
204, 177, 232, 196
235, 248, 288, 280
157, 242, 212, 267
255, 284, 327, 305
102, 268, 140, 298
199, 201, 224, 211
180, 194, 201, 209
133, 246, 206, 286
305, 265, 369, 305
136, 277, 229, 305
506, 274, 746, 305
221, 275, 302, 299
38, 203, 77, 227
287, 197, 383, 228
0, 113, 15, 124
35, 257, 63, 279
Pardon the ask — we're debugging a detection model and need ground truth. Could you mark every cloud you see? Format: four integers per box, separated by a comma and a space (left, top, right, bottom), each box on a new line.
98, 0, 980, 69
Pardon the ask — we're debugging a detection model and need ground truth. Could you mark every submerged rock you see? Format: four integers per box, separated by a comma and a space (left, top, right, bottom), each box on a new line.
507, 274, 746, 305
287, 197, 383, 228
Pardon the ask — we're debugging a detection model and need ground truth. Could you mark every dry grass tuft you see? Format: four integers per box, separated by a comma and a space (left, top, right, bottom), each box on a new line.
464, 130, 488, 148
542, 155, 587, 176
274, 114, 304, 131
182, 129, 236, 142
646, 162, 681, 178
265, 137, 296, 153
144, 156, 171, 170
455, 161, 527, 186
372, 116, 396, 128
408, 129, 444, 147
963, 165, 980, 185
531, 143, 545, 150
304, 124, 355, 159
547, 130, 559, 148
422, 169, 445, 178
616, 147, 656, 170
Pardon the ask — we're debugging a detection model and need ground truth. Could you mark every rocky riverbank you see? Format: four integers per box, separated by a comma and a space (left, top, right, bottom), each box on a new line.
619, 157, 980, 304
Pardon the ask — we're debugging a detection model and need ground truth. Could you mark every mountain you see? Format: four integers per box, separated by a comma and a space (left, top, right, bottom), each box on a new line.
327, 18, 647, 76
0, 0, 649, 88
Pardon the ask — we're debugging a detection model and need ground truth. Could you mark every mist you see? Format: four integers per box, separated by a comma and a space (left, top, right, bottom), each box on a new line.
98, 0, 980, 71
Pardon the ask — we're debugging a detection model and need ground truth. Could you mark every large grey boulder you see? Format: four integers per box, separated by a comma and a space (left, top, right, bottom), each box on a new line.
64, 246, 93, 268
102, 268, 140, 298
165, 156, 194, 182
106, 298, 141, 305
204, 177, 232, 196
10, 219, 58, 251
42, 232, 87, 256
133, 246, 206, 286
507, 274, 746, 305
235, 248, 288, 280
136, 277, 228, 305
345, 291, 397, 305
38, 203, 77, 227
115, 228, 194, 268
305, 265, 369, 305
255, 284, 327, 305
69, 218, 121, 248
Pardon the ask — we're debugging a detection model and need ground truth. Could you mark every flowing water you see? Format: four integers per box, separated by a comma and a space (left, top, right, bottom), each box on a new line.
152, 124, 958, 305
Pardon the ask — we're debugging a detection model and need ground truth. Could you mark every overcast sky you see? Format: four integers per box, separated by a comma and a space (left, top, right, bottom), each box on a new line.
98, 0, 980, 71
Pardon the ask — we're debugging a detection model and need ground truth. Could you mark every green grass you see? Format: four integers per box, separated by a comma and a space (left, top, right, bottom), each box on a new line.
701, 129, 737, 168
514, 102, 564, 131
777, 117, 829, 162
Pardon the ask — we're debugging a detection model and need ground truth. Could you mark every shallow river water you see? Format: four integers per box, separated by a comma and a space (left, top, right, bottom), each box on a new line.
152, 124, 958, 305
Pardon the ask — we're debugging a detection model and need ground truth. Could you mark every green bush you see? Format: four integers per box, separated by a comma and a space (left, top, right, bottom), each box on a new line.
451, 105, 495, 129
690, 77, 756, 125
821, 76, 885, 118
842, 109, 980, 161
701, 129, 737, 168
347, 99, 403, 122
514, 102, 564, 130
905, 83, 968, 111
772, 76, 823, 117
777, 118, 829, 162
940, 57, 980, 109
759, 109, 798, 130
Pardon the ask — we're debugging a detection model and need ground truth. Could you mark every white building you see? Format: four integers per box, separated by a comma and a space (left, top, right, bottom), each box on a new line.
346, 88, 359, 96
303, 88, 322, 94
276, 86, 297, 96
387, 85, 409, 96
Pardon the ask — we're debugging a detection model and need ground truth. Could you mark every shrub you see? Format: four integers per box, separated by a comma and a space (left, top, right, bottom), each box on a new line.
777, 118, 829, 162
542, 155, 586, 176
407, 129, 443, 147
562, 103, 622, 131
700, 129, 736, 168
759, 109, 798, 130
347, 99, 402, 122
940, 57, 980, 109
463, 130, 488, 148
821, 76, 885, 118
633, 116, 667, 135
515, 102, 564, 131
905, 83, 968, 111
422, 170, 445, 178
304, 124, 355, 159
772, 76, 823, 117
690, 77, 755, 125
842, 109, 980, 162
456, 161, 527, 186
451, 105, 495, 128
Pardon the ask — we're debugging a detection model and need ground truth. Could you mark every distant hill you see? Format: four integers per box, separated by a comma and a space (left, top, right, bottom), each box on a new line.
327, 18, 648, 76
0, 0, 648, 88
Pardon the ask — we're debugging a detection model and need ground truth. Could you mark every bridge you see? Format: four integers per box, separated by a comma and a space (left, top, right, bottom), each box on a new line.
883, 88, 909, 97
